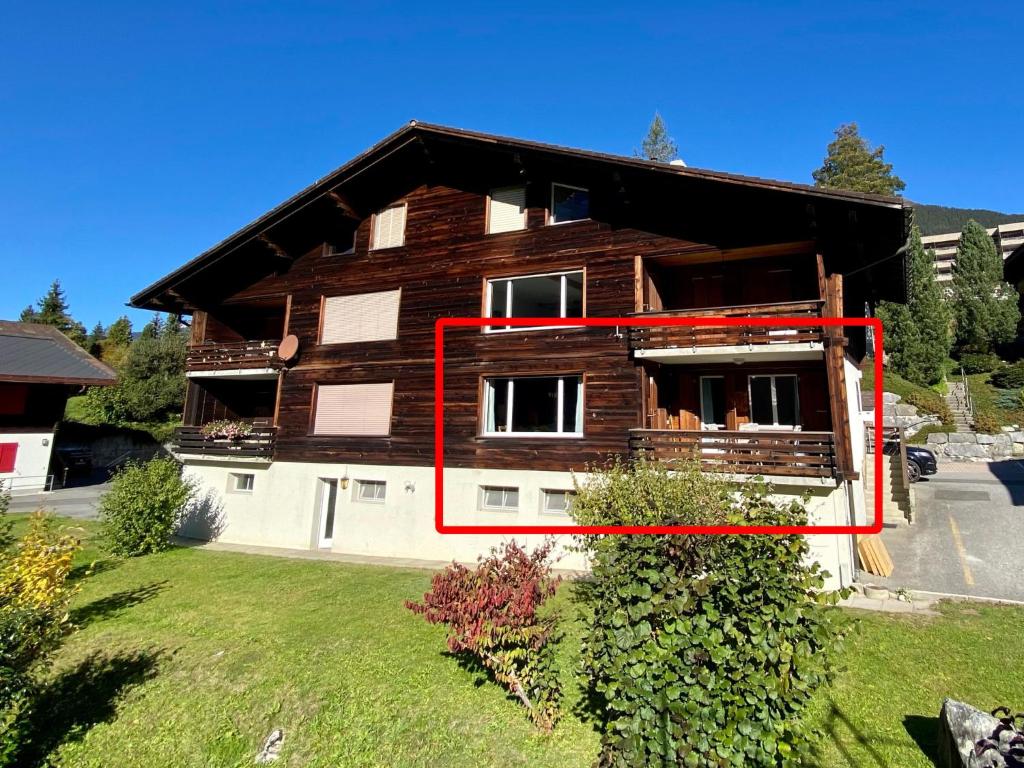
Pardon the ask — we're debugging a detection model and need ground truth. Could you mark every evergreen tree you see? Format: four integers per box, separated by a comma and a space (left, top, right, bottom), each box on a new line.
139, 315, 163, 340
105, 316, 134, 347
875, 226, 951, 384
86, 322, 107, 357
812, 123, 906, 196
636, 112, 679, 163
951, 220, 1020, 354
161, 313, 184, 338
19, 280, 87, 346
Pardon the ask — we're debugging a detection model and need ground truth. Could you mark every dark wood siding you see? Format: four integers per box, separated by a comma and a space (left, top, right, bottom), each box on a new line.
188, 180, 845, 472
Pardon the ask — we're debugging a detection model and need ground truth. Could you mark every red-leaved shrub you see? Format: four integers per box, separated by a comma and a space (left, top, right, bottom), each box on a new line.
405, 539, 562, 729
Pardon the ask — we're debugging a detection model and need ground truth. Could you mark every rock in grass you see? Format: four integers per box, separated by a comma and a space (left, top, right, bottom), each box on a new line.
255, 729, 283, 764
937, 699, 1000, 767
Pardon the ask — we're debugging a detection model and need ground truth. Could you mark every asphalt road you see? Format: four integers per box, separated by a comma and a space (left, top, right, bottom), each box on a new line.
8, 483, 108, 520
870, 461, 1024, 602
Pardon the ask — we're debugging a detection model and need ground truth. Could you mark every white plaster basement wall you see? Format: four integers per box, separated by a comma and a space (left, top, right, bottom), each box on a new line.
0, 431, 55, 493
180, 460, 855, 589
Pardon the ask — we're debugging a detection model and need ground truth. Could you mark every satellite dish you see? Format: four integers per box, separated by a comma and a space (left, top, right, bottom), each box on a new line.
278, 334, 300, 363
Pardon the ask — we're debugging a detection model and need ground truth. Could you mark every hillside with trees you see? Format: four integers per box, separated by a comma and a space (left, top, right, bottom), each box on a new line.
911, 204, 1024, 236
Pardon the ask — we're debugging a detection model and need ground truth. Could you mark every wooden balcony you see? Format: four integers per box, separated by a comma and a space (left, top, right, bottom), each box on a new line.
174, 426, 276, 459
629, 300, 825, 352
186, 339, 282, 372
629, 429, 837, 478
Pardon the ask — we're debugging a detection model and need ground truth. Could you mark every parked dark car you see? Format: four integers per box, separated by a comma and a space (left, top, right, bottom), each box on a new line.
881, 439, 938, 482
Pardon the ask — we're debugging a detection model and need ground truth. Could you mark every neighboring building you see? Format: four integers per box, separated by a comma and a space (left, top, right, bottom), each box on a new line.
922, 221, 1024, 283
130, 122, 910, 588
0, 321, 116, 492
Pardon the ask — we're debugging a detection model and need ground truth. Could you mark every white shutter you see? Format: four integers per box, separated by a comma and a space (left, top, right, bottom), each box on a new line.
313, 382, 394, 436
488, 186, 527, 234
372, 203, 406, 250
321, 289, 401, 344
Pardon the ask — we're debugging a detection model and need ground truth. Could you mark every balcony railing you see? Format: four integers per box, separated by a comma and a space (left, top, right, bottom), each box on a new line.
174, 426, 277, 459
186, 339, 282, 372
629, 300, 824, 351
629, 429, 837, 478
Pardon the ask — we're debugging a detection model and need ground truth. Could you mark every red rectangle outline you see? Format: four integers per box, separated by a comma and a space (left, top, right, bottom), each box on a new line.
434, 315, 884, 535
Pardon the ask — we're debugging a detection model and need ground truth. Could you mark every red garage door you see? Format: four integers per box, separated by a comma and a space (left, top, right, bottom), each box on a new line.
0, 443, 17, 473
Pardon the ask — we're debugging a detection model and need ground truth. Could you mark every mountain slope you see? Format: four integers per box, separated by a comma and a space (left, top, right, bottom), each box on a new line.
911, 204, 1024, 236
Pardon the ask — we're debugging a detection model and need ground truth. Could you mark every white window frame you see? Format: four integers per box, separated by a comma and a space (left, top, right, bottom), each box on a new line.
549, 183, 590, 225
370, 202, 407, 251
482, 375, 584, 438
541, 489, 575, 516
747, 374, 800, 428
486, 185, 528, 234
699, 375, 726, 430
479, 485, 519, 512
228, 473, 255, 493
353, 479, 387, 504
484, 269, 584, 333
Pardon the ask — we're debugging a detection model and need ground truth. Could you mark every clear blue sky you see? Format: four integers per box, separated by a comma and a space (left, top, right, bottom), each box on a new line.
2, 1, 1022, 329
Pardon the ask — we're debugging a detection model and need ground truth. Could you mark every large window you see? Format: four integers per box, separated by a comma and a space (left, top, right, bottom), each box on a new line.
550, 183, 589, 224
486, 270, 584, 331
749, 375, 799, 427
699, 376, 726, 429
312, 382, 394, 436
371, 203, 407, 250
483, 375, 583, 436
487, 186, 527, 234
320, 289, 401, 344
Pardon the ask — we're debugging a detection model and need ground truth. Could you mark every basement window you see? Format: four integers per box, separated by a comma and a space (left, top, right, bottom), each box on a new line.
483, 375, 583, 437
228, 473, 255, 493
541, 489, 575, 515
354, 479, 387, 503
480, 486, 519, 512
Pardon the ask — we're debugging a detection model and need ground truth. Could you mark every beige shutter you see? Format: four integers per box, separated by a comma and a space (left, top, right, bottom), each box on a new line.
372, 203, 407, 249
313, 382, 394, 436
321, 289, 401, 344
488, 186, 527, 233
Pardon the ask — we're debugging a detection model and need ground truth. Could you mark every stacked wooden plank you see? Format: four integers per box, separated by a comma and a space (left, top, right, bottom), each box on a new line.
857, 534, 894, 577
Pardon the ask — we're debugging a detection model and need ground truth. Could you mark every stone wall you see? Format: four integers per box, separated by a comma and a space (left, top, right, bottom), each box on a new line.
925, 430, 1024, 460
872, 392, 941, 435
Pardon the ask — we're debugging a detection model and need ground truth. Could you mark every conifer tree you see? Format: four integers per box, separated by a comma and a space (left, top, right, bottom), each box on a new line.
636, 112, 679, 163
86, 322, 107, 357
19, 280, 87, 346
951, 220, 1019, 354
813, 123, 905, 196
875, 225, 951, 384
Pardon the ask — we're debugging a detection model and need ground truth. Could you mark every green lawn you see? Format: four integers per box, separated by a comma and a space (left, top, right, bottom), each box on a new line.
15, 516, 1023, 767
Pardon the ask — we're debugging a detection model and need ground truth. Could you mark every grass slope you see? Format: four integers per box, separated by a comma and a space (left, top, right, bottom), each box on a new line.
16, 516, 1024, 767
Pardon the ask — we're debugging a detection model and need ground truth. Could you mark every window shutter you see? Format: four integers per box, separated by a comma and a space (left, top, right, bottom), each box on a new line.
321, 290, 401, 344
0, 444, 17, 474
313, 383, 394, 436
488, 187, 527, 234
372, 204, 407, 250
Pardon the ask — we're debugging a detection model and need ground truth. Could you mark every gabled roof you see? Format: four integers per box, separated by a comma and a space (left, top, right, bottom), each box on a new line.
0, 321, 117, 386
131, 121, 910, 311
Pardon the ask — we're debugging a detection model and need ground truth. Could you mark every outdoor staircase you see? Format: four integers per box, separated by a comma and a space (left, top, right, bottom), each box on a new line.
864, 450, 913, 527
946, 380, 974, 433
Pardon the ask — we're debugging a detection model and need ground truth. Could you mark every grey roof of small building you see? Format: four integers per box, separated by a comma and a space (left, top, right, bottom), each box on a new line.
0, 321, 116, 385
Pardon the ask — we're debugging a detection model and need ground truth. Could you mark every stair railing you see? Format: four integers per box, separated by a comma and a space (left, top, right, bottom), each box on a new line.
957, 367, 975, 425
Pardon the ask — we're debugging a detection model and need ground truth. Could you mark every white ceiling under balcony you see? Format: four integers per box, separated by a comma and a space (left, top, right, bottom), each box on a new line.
634, 342, 824, 365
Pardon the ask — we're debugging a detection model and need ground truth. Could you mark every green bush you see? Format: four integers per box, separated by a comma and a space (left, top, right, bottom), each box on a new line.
904, 390, 954, 426
990, 361, 1024, 389
958, 352, 1002, 374
972, 409, 1002, 435
0, 513, 82, 763
99, 457, 195, 557
571, 459, 849, 767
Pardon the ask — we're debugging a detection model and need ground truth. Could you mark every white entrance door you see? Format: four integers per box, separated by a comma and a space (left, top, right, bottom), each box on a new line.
318, 479, 338, 548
